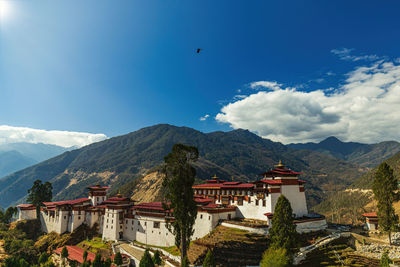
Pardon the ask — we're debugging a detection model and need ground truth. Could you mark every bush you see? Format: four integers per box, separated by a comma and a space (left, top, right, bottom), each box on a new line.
139, 249, 154, 267
152, 250, 162, 265
260, 247, 291, 267
203, 249, 215, 267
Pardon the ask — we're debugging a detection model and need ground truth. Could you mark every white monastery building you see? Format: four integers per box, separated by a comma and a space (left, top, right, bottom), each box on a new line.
17, 162, 327, 247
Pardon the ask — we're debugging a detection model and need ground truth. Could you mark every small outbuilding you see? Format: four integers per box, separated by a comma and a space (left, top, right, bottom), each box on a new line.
362, 212, 378, 231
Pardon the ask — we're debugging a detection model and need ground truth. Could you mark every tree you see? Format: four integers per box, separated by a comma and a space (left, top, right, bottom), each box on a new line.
260, 247, 291, 267
162, 144, 199, 262
61, 246, 69, 266
38, 252, 49, 265
202, 249, 215, 267
19, 258, 29, 267
114, 252, 123, 266
152, 250, 162, 266
0, 207, 18, 224
27, 180, 53, 220
92, 253, 103, 267
104, 258, 112, 267
83, 250, 88, 263
139, 249, 154, 267
268, 195, 297, 255
69, 260, 78, 267
380, 250, 391, 267
181, 256, 190, 267
372, 162, 399, 245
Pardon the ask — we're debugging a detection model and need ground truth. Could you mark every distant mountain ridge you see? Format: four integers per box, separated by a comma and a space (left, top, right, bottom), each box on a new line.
0, 124, 366, 209
288, 137, 400, 168
0, 143, 70, 178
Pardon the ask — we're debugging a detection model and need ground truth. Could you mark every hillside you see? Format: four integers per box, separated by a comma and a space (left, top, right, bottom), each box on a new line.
0, 124, 365, 208
353, 151, 400, 189
289, 137, 400, 168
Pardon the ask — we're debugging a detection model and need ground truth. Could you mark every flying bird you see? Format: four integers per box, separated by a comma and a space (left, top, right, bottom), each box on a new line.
196, 48, 202, 54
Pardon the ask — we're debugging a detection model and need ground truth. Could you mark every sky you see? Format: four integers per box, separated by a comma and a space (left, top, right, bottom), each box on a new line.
1, 0, 400, 147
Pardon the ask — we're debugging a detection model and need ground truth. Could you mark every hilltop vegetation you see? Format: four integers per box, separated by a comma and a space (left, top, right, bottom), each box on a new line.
0, 124, 366, 209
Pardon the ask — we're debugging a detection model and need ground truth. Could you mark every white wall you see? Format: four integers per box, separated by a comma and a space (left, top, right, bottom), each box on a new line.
295, 219, 327, 233
18, 209, 36, 220
281, 185, 308, 217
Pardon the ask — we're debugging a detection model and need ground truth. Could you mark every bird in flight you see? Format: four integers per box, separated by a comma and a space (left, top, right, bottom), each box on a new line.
196, 48, 202, 54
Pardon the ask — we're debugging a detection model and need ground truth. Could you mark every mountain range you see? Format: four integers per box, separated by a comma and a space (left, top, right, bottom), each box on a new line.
0, 124, 399, 211
0, 143, 71, 178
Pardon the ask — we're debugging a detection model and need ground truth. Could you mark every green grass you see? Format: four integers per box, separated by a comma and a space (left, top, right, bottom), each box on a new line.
77, 237, 111, 254
133, 240, 181, 256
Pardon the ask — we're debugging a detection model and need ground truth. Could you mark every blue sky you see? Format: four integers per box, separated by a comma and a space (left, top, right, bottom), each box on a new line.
1, 0, 400, 146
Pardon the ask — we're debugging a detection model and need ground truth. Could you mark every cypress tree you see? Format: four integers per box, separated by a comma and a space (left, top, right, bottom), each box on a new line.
139, 249, 154, 267
269, 195, 297, 253
114, 252, 123, 266
83, 250, 88, 263
104, 258, 112, 267
380, 250, 391, 267
38, 252, 48, 265
152, 250, 162, 266
372, 162, 399, 245
92, 253, 103, 267
202, 249, 216, 267
181, 256, 190, 267
61, 246, 69, 265
162, 144, 199, 262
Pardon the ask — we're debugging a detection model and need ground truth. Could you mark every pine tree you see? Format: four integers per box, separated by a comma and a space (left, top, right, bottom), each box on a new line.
372, 162, 399, 245
61, 246, 69, 266
260, 247, 290, 267
162, 144, 199, 262
38, 252, 48, 265
380, 250, 391, 267
152, 250, 162, 266
92, 253, 103, 267
139, 249, 154, 267
114, 252, 123, 266
27, 180, 53, 220
181, 256, 190, 267
83, 250, 88, 263
269, 195, 297, 254
104, 258, 112, 267
202, 249, 215, 267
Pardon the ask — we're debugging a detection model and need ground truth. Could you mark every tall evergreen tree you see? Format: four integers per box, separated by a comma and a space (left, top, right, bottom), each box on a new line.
152, 250, 162, 266
113, 252, 123, 266
61, 246, 69, 266
92, 253, 103, 267
83, 250, 88, 263
139, 249, 154, 267
162, 144, 198, 263
372, 162, 399, 245
203, 249, 216, 267
269, 195, 297, 253
27, 180, 53, 220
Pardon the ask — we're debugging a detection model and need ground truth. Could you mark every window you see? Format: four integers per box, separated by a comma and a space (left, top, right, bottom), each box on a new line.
237, 197, 243, 206
208, 216, 211, 220
107, 219, 109, 223
262, 200, 266, 207
126, 220, 128, 224
256, 200, 259, 206
78, 216, 81, 220
228, 214, 231, 220
154, 222, 160, 228
106, 225, 108, 229
144, 222, 147, 226
132, 220, 134, 225
97, 197, 99, 202
64, 216, 66, 220
112, 220, 113, 223
200, 214, 203, 219
138, 221, 140, 226
111, 226, 113, 229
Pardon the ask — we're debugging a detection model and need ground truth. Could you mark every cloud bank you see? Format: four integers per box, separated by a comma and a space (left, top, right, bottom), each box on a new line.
0, 125, 107, 148
216, 60, 400, 144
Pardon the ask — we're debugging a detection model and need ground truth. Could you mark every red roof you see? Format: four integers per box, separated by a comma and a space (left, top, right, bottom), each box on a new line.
261, 167, 302, 177
193, 182, 254, 189
16, 204, 35, 208
43, 198, 90, 207
264, 213, 273, 217
298, 180, 307, 183
134, 202, 166, 211
54, 246, 96, 264
362, 212, 377, 218
259, 180, 282, 185
87, 186, 110, 190
195, 198, 214, 203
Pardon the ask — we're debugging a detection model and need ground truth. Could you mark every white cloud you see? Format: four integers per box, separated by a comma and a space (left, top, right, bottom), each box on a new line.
331, 48, 380, 62
0, 125, 107, 148
199, 114, 210, 121
216, 60, 400, 144
250, 81, 283, 91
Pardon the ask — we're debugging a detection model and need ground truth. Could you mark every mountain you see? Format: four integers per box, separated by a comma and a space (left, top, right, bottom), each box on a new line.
0, 143, 71, 179
352, 150, 400, 189
0, 150, 37, 178
288, 137, 400, 168
0, 124, 365, 208
0, 142, 70, 162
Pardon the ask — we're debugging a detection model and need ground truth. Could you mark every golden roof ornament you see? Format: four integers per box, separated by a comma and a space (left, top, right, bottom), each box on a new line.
212, 174, 218, 179
117, 191, 122, 198
275, 160, 284, 168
